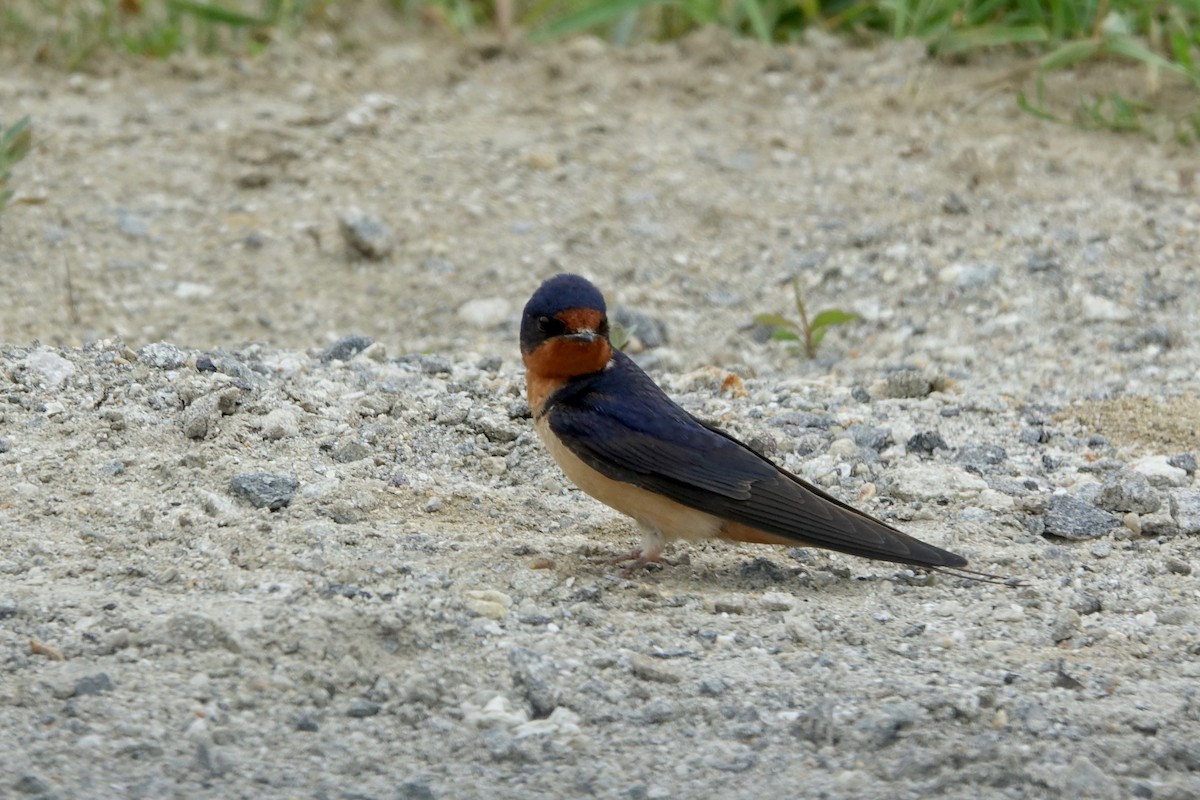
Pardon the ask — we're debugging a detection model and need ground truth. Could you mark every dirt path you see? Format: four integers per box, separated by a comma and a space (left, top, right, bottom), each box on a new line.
1, 21, 1199, 800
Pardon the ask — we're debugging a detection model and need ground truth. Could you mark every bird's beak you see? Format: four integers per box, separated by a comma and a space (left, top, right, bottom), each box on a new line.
565, 330, 599, 343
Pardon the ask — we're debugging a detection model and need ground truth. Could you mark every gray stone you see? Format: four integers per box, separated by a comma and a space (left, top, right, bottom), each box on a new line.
850, 425, 892, 452
1058, 756, 1122, 800
115, 209, 148, 238
942, 192, 969, 215
138, 342, 188, 369
907, 430, 948, 454
398, 781, 437, 800
1043, 494, 1120, 540
13, 774, 50, 795
320, 334, 374, 362
956, 444, 1007, 472
74, 671, 114, 696
1133, 455, 1189, 487
878, 370, 932, 399
640, 697, 678, 724
508, 647, 561, 718
1097, 470, 1162, 514
229, 472, 299, 510
629, 653, 682, 684
338, 207, 394, 259
332, 440, 372, 463
163, 613, 241, 653
854, 701, 918, 748
0, 596, 16, 619
769, 411, 833, 430
181, 393, 222, 440
475, 416, 520, 443
1168, 453, 1197, 474
21, 348, 75, 389
457, 297, 510, 329
346, 699, 381, 718
1169, 489, 1200, 534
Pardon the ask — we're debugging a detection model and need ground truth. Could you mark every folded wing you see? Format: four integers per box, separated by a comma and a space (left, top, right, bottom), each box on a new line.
547, 354, 966, 569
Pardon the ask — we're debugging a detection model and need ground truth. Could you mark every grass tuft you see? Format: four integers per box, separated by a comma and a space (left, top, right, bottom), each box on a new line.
2, 2, 1196, 131
0, 116, 33, 219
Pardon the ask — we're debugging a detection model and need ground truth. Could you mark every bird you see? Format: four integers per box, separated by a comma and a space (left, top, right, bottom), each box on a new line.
520, 272, 983, 579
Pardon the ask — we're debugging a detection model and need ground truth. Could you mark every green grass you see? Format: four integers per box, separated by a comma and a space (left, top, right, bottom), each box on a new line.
0, 117, 33, 219
0, 0, 336, 66
2, 2, 1197, 132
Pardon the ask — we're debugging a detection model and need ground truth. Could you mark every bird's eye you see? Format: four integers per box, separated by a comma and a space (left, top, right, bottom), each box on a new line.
597, 318, 610, 339
537, 316, 567, 337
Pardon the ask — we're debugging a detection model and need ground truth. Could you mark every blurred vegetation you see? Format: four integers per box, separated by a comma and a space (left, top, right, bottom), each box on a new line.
0, 117, 33, 218
1, 1, 1197, 133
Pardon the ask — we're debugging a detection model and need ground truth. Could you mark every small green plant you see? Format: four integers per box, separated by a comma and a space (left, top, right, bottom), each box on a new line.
0, 116, 33, 216
608, 319, 635, 351
755, 279, 859, 359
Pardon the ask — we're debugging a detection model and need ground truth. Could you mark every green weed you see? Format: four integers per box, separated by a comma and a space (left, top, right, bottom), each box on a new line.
1, 0, 333, 66
0, 116, 33, 218
755, 279, 859, 359
608, 319, 635, 351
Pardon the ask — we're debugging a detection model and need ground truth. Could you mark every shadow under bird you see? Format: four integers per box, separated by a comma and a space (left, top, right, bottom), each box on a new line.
520, 273, 983, 579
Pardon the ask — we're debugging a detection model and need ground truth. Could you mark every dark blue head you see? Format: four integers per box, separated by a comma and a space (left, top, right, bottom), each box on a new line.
520, 274, 609, 355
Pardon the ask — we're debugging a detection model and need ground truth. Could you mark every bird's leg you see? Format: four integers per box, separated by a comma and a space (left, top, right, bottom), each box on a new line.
609, 525, 671, 577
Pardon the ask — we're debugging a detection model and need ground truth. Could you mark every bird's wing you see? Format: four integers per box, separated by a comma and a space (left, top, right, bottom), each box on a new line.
547, 359, 966, 569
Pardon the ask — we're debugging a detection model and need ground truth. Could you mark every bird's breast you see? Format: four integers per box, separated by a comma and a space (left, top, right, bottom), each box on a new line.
534, 416, 724, 542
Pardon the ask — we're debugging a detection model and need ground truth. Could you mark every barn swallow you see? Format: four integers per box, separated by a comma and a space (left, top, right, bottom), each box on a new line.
521, 273, 979, 578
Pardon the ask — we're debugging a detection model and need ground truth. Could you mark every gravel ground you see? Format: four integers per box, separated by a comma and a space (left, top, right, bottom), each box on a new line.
2, 17, 1200, 800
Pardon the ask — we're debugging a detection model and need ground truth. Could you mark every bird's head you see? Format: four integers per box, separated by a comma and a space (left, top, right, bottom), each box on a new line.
521, 273, 613, 380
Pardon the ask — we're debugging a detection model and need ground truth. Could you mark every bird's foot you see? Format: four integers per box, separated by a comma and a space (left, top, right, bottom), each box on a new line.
609, 548, 670, 578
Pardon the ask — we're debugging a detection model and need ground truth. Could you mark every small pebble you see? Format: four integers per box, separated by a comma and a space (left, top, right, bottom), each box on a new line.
338, 207, 394, 259
457, 297, 511, 329
629, 653, 682, 684
1096, 470, 1161, 514
1042, 495, 1120, 540
138, 342, 188, 369
1169, 489, 1200, 534
320, 334, 374, 362
346, 699, 382, 718
229, 472, 299, 510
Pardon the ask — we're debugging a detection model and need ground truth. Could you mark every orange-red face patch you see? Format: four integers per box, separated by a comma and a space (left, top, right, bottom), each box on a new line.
523, 335, 612, 397
556, 307, 604, 333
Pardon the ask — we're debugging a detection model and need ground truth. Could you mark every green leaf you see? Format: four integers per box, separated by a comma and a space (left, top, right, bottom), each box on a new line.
771, 329, 801, 342
530, 0, 663, 42
1104, 32, 1189, 78
1, 116, 32, 160
809, 309, 859, 330
166, 0, 267, 27
609, 320, 636, 351
936, 24, 1048, 55
753, 313, 797, 330
1017, 89, 1065, 123
738, 0, 771, 43
1038, 39, 1100, 73
810, 327, 827, 348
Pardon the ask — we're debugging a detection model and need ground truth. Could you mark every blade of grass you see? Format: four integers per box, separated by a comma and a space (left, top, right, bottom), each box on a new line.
1105, 31, 1190, 78
1038, 38, 1101, 71
166, 0, 268, 27
738, 0, 770, 43
937, 24, 1050, 54
530, 0, 667, 42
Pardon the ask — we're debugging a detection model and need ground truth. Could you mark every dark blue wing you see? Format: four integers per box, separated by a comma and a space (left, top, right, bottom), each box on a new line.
546, 351, 966, 568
